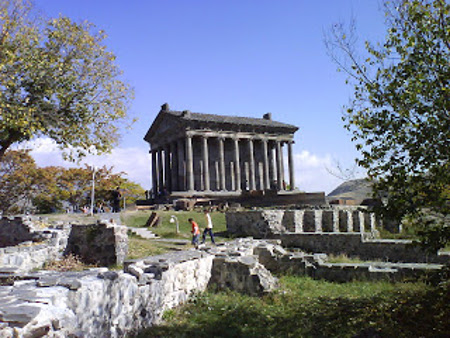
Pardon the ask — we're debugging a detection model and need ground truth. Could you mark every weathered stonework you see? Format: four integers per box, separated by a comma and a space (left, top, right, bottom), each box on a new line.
0, 217, 128, 273
0, 237, 446, 337
65, 220, 128, 266
0, 239, 279, 337
226, 208, 379, 238
280, 233, 448, 264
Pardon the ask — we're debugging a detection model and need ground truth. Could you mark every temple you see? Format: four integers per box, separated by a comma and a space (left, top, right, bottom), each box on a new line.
144, 103, 299, 199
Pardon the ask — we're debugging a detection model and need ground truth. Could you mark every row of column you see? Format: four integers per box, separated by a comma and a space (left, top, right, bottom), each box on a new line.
151, 135, 295, 195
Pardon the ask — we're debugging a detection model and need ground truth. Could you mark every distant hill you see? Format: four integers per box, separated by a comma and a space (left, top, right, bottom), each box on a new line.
327, 178, 374, 202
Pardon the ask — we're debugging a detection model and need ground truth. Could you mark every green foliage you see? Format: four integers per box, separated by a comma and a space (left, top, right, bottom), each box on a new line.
0, 149, 38, 213
326, 0, 449, 250
0, 0, 133, 161
0, 150, 145, 214
140, 276, 450, 337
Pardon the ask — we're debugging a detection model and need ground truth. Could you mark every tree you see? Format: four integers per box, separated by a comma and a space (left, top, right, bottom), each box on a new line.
0, 150, 39, 213
326, 0, 449, 250
0, 0, 133, 161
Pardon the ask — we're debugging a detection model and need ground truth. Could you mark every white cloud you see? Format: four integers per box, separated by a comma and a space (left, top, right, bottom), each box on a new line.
16, 138, 152, 189
293, 150, 344, 194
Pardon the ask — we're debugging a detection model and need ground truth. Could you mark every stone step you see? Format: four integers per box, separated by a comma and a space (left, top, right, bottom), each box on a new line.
127, 227, 158, 239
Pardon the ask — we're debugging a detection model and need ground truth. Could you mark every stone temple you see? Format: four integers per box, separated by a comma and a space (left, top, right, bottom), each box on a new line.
144, 103, 299, 200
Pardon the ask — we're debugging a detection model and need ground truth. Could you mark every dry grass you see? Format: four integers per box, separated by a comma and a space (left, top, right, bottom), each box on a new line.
43, 254, 96, 272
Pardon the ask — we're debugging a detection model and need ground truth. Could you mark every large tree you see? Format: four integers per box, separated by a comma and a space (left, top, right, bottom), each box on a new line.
326, 0, 449, 250
0, 0, 132, 161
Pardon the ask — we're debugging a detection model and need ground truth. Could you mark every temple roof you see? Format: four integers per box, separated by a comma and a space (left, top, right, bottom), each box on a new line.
144, 103, 299, 144
164, 109, 298, 130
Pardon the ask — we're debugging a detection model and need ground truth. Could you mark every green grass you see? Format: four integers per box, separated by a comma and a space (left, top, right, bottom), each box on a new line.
127, 232, 190, 259
138, 276, 450, 338
326, 254, 366, 264
122, 210, 227, 240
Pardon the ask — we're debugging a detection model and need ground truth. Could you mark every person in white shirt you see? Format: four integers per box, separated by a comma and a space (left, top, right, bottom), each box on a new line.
201, 209, 216, 245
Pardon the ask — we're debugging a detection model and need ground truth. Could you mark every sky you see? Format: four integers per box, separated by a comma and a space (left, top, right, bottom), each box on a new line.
22, 0, 387, 194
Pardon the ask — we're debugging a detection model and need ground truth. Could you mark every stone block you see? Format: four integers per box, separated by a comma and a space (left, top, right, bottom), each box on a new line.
65, 222, 128, 266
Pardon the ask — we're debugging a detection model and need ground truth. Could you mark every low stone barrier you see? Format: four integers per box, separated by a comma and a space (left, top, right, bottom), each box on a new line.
279, 233, 448, 264
0, 219, 70, 273
0, 216, 37, 248
0, 217, 128, 273
65, 221, 128, 266
226, 208, 379, 238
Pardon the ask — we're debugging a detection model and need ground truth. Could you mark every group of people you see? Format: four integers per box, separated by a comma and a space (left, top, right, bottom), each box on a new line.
189, 210, 215, 247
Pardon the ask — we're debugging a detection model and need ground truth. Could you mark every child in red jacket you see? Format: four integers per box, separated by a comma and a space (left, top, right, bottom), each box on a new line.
189, 218, 200, 247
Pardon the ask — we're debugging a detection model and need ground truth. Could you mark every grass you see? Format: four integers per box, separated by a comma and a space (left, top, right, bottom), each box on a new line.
122, 210, 227, 240
138, 276, 450, 338
326, 254, 365, 264
127, 232, 190, 259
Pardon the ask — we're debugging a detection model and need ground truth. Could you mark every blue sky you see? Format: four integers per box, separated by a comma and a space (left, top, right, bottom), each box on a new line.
28, 0, 387, 193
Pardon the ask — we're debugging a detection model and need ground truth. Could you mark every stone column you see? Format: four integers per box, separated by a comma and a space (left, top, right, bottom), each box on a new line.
177, 139, 185, 191
269, 141, 276, 189
151, 149, 158, 197
164, 144, 172, 192
171, 141, 178, 191
280, 142, 285, 190
234, 138, 241, 191
202, 136, 210, 191
287, 141, 295, 190
186, 135, 194, 191
262, 139, 270, 190
157, 148, 164, 194
230, 162, 235, 190
248, 139, 256, 190
219, 137, 226, 190
276, 141, 282, 190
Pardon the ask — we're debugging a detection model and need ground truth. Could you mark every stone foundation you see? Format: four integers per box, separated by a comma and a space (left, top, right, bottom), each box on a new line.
0, 239, 278, 337
279, 233, 448, 264
0, 238, 446, 337
65, 221, 128, 266
0, 217, 128, 273
226, 208, 379, 238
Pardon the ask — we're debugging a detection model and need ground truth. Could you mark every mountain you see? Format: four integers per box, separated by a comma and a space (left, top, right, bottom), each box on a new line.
327, 178, 374, 202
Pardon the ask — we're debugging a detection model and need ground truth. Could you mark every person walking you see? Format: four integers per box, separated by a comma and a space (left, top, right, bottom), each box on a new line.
201, 209, 216, 245
189, 218, 200, 247
111, 187, 121, 213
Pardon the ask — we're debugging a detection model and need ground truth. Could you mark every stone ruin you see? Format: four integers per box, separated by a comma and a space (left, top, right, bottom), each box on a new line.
0, 216, 128, 273
0, 212, 448, 337
226, 208, 449, 264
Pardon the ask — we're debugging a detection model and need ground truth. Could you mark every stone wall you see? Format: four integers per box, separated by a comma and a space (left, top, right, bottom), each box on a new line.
0, 218, 70, 273
0, 216, 42, 248
65, 221, 128, 266
279, 233, 448, 264
226, 210, 286, 238
0, 238, 446, 337
226, 208, 379, 238
0, 217, 128, 273
0, 240, 278, 337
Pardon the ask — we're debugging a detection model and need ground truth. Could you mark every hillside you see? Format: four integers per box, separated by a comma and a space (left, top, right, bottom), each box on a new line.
327, 178, 373, 202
